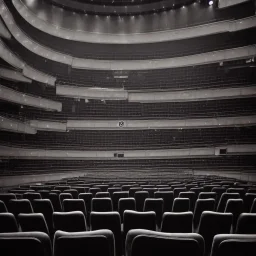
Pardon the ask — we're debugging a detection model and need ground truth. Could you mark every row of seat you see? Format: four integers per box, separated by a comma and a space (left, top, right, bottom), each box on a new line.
1, 209, 256, 255
1, 229, 256, 256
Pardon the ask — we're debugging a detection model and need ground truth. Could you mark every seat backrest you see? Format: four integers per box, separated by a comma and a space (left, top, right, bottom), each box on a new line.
251, 198, 256, 213
0, 213, 19, 233
172, 198, 190, 212
198, 211, 233, 254
79, 193, 93, 213
123, 210, 156, 238
63, 189, 78, 199
89, 188, 101, 197
90, 212, 122, 256
107, 188, 121, 198
18, 213, 49, 235
224, 199, 243, 231
63, 199, 87, 217
0, 194, 16, 211
96, 192, 110, 198
129, 187, 142, 198
193, 199, 215, 229
244, 193, 256, 212
0, 200, 7, 213
217, 193, 240, 212
179, 192, 196, 212
198, 192, 217, 200
97, 185, 109, 192
0, 231, 52, 256
143, 198, 163, 227
71, 187, 86, 194
53, 211, 87, 232
8, 199, 33, 218
91, 198, 113, 212
60, 193, 73, 204
211, 234, 256, 256
118, 198, 135, 222
227, 188, 246, 198
54, 186, 70, 192
142, 188, 158, 198
23, 193, 42, 201
54, 229, 115, 256
161, 212, 193, 233
112, 192, 129, 211
236, 213, 256, 234
154, 191, 174, 212
173, 188, 187, 198
134, 191, 149, 211
190, 188, 204, 198
126, 229, 204, 256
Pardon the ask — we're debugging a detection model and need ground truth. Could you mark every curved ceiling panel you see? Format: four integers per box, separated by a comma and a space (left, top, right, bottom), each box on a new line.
12, 0, 255, 43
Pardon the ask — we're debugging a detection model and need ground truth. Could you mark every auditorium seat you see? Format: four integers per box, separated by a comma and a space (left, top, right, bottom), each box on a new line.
198, 192, 217, 200
8, 199, 33, 219
172, 198, 190, 212
179, 192, 196, 212
90, 212, 122, 256
251, 198, 256, 213
0, 193, 16, 211
38, 190, 50, 199
158, 187, 172, 191
47, 193, 62, 212
54, 229, 115, 256
108, 188, 121, 198
122, 185, 133, 191
118, 198, 136, 222
236, 213, 256, 234
0, 213, 19, 233
193, 199, 215, 229
126, 229, 204, 256
71, 186, 86, 194
161, 212, 193, 233
173, 187, 187, 198
244, 193, 256, 212
112, 191, 129, 211
224, 199, 243, 231
0, 200, 7, 213
134, 191, 149, 211
0, 231, 52, 256
227, 188, 246, 199
198, 211, 233, 254
63, 189, 78, 199
154, 191, 174, 212
53, 211, 87, 232
97, 185, 109, 192
89, 188, 101, 197
190, 188, 204, 198
31, 199, 54, 236
142, 188, 158, 198
50, 190, 62, 195
63, 199, 87, 217
18, 213, 50, 236
54, 186, 70, 192
211, 234, 256, 256
23, 192, 42, 201
79, 193, 93, 214
203, 185, 218, 192
60, 193, 73, 205
123, 210, 156, 238
143, 198, 163, 228
211, 187, 226, 205
129, 187, 141, 198
217, 193, 240, 212
96, 192, 110, 198
91, 198, 113, 212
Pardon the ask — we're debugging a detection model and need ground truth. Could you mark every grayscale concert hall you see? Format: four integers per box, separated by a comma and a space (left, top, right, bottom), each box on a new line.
0, 0, 256, 255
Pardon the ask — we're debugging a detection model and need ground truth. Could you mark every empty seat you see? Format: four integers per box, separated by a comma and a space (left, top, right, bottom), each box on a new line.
227, 188, 246, 199
54, 229, 115, 256
54, 186, 70, 192
0, 193, 16, 211
236, 213, 256, 234
96, 192, 110, 198
179, 192, 196, 212
63, 189, 78, 199
193, 199, 215, 229
23, 192, 41, 201
108, 188, 121, 198
251, 198, 256, 213
118, 198, 135, 222
126, 229, 204, 256
161, 212, 193, 233
143, 198, 163, 227
89, 188, 101, 197
0, 231, 52, 256
91, 198, 113, 212
90, 212, 122, 256
190, 188, 204, 198
123, 210, 156, 238
172, 198, 190, 212
212, 187, 226, 204
53, 211, 87, 232
154, 191, 174, 212
38, 190, 50, 199
198, 192, 217, 200
112, 192, 129, 211
198, 211, 233, 254
31, 199, 54, 236
0, 213, 19, 233
63, 199, 87, 217
71, 186, 86, 194
8, 199, 33, 218
244, 193, 256, 212
59, 193, 73, 205
129, 187, 141, 198
224, 199, 243, 231
50, 190, 62, 195
173, 187, 187, 198
142, 188, 158, 198
203, 185, 218, 192
211, 234, 256, 256
48, 193, 62, 212
0, 200, 7, 213
135, 191, 149, 211
217, 193, 240, 212
18, 213, 50, 236
79, 193, 93, 215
